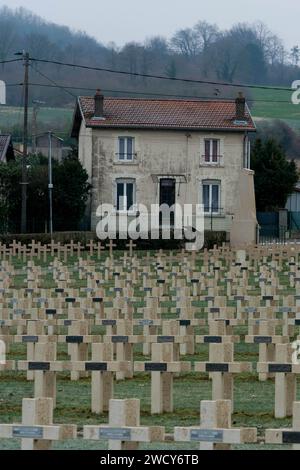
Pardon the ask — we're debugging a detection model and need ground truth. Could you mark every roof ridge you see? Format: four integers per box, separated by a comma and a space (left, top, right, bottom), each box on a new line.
79, 96, 237, 103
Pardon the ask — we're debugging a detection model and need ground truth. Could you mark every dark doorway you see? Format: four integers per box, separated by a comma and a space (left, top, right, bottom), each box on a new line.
159, 178, 176, 225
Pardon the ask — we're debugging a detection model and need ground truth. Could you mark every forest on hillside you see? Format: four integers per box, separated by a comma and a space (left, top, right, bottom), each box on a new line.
1, 6, 300, 107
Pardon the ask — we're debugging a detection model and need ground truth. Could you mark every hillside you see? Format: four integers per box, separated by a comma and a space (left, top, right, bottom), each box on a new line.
1, 5, 300, 111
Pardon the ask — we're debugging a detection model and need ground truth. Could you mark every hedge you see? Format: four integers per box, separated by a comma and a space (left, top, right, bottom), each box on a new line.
0, 230, 227, 250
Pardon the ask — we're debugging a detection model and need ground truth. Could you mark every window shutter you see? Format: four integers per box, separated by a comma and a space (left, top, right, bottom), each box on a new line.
204, 140, 210, 162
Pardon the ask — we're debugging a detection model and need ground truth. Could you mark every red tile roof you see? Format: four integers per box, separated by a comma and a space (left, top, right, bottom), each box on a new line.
76, 96, 255, 132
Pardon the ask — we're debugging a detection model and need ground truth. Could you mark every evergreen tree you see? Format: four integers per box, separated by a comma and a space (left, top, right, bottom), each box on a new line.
251, 139, 298, 211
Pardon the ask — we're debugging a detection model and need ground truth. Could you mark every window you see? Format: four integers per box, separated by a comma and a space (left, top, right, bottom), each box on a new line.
204, 139, 220, 164
118, 137, 134, 161
116, 179, 136, 211
202, 180, 220, 214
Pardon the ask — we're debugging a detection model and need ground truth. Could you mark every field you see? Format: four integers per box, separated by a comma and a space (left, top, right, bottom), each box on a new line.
0, 250, 298, 450
251, 88, 300, 129
0, 105, 73, 141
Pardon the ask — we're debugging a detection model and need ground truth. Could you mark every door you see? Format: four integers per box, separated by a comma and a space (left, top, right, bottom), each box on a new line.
159, 178, 176, 225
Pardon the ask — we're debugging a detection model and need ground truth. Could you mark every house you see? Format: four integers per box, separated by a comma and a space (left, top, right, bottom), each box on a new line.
0, 134, 15, 162
34, 133, 64, 161
71, 91, 257, 246
286, 182, 300, 212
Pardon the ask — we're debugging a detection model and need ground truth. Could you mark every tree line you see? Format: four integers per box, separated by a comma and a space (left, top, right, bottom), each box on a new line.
1, 6, 300, 106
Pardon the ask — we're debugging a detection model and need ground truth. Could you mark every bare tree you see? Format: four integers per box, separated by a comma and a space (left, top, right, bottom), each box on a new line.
24, 32, 57, 60
106, 42, 119, 68
170, 28, 201, 57
266, 35, 285, 66
210, 34, 240, 82
290, 46, 300, 66
0, 13, 17, 63
145, 36, 169, 55
194, 21, 219, 51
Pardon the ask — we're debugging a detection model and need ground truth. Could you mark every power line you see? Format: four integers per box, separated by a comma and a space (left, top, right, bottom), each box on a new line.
0, 58, 22, 65
30, 56, 295, 92
3, 81, 297, 105
30, 63, 77, 99
5, 83, 24, 87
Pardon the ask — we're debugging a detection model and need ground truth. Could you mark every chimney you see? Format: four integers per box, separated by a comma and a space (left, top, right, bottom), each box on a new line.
94, 89, 104, 119
235, 92, 246, 120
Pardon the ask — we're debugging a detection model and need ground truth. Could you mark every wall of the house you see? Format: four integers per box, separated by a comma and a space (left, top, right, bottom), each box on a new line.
230, 169, 257, 247
35, 135, 63, 161
80, 126, 256, 243
78, 121, 93, 180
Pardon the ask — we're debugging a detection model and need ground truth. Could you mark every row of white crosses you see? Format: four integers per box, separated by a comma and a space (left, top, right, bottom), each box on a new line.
0, 239, 138, 261
0, 397, 256, 450
4, 396, 300, 450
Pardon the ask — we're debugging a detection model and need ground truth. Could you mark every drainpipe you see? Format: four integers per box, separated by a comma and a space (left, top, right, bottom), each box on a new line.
256, 224, 260, 244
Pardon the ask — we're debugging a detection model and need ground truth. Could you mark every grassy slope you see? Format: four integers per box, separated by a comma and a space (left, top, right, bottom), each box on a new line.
0, 106, 73, 139
251, 88, 300, 129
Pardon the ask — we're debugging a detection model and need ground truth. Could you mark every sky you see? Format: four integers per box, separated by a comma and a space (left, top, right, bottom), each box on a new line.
0, 0, 299, 49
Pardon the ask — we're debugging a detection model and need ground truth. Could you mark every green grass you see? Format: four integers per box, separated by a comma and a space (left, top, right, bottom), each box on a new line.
0, 105, 73, 140
251, 88, 300, 129
0, 328, 298, 450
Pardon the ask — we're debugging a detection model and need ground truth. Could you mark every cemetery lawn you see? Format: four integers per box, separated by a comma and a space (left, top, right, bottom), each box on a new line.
0, 342, 295, 450
0, 254, 297, 450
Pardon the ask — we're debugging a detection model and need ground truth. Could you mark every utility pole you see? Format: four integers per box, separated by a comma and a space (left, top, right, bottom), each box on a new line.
21, 51, 29, 233
48, 131, 53, 237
